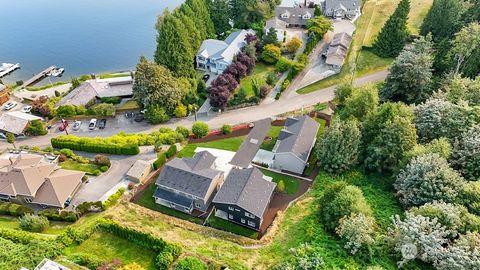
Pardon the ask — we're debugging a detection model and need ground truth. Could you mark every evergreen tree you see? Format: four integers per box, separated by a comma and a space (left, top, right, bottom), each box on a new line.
207, 0, 231, 36
155, 12, 195, 78
263, 27, 279, 46
380, 35, 434, 104
174, 8, 202, 52
185, 0, 215, 38
372, 0, 410, 58
420, 0, 465, 42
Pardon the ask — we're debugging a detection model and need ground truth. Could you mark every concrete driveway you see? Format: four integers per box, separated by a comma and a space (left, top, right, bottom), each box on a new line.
71, 146, 157, 205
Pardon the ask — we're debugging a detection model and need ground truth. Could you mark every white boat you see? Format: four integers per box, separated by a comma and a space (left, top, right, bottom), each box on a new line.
50, 67, 65, 77
0, 63, 15, 72
0, 63, 20, 78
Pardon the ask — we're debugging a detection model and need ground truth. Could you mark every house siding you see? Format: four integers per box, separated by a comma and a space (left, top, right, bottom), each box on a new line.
214, 203, 262, 231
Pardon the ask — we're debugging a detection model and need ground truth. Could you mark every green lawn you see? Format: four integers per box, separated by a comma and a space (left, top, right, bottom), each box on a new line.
205, 215, 259, 239
60, 160, 101, 175
63, 231, 157, 270
296, 0, 432, 95
135, 182, 203, 224
260, 126, 283, 151
178, 136, 245, 158
0, 215, 70, 235
97, 72, 131, 79
259, 169, 300, 195
239, 63, 275, 97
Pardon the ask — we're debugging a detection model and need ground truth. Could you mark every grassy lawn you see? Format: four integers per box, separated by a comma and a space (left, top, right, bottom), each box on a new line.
135, 182, 203, 224
239, 63, 275, 97
178, 136, 245, 158
98, 72, 131, 79
116, 99, 140, 111
60, 160, 101, 175
259, 169, 300, 195
260, 126, 283, 151
0, 215, 70, 235
296, 0, 432, 95
206, 215, 259, 239
63, 231, 157, 270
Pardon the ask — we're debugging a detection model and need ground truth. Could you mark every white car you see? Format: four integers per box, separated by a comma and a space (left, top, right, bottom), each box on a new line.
4, 101, 17, 110
72, 120, 82, 131
89, 118, 97, 130
21, 105, 32, 113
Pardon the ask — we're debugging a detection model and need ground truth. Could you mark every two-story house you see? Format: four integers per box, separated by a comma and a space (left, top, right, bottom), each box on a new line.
212, 167, 276, 231
196, 29, 254, 75
271, 115, 320, 174
265, 6, 315, 42
323, 0, 362, 20
153, 151, 224, 214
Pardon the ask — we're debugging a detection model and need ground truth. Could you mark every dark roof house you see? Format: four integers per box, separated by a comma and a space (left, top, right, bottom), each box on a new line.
271, 6, 315, 27
153, 151, 224, 214
213, 167, 276, 231
230, 118, 271, 168
272, 115, 320, 174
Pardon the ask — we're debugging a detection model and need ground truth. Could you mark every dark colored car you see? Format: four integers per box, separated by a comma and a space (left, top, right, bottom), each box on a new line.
125, 111, 135, 119
134, 113, 144, 122
202, 74, 210, 82
98, 119, 107, 129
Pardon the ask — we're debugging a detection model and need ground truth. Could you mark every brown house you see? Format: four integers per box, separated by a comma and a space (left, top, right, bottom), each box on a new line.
0, 84, 10, 106
0, 154, 84, 208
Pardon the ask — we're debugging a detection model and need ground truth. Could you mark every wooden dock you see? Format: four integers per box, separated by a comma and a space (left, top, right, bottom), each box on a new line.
19, 66, 56, 88
0, 63, 20, 78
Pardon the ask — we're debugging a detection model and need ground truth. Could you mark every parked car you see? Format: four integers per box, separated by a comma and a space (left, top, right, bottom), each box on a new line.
89, 119, 97, 130
3, 101, 17, 111
21, 105, 32, 113
58, 120, 69, 131
0, 133, 6, 139
72, 120, 81, 131
203, 74, 210, 82
134, 113, 144, 122
125, 112, 135, 118
98, 119, 107, 129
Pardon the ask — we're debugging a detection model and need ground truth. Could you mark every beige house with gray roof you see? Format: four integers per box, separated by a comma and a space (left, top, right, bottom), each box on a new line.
0, 154, 84, 208
0, 111, 43, 135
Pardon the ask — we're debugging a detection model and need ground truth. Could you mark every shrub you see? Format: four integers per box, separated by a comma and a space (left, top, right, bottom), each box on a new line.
59, 148, 75, 158
91, 103, 116, 116
174, 104, 187, 118
57, 104, 77, 117
336, 213, 376, 255
266, 72, 276, 85
102, 187, 125, 209
174, 256, 207, 270
93, 154, 111, 167
261, 44, 281, 64
153, 154, 167, 170
192, 122, 209, 138
145, 105, 170, 124
18, 214, 49, 232
92, 169, 101, 176
38, 209, 79, 222
286, 36, 302, 53
275, 93, 281, 100
75, 105, 86, 115
51, 135, 140, 155
165, 144, 177, 159
99, 165, 109, 172
69, 253, 104, 269
394, 153, 465, 207
221, 124, 232, 134
156, 251, 174, 270
450, 125, 480, 181
0, 202, 33, 216
276, 180, 286, 193
318, 182, 373, 232
275, 57, 293, 72
100, 96, 121, 104
81, 175, 89, 182
26, 120, 47, 136
119, 263, 145, 270
280, 80, 290, 92
457, 181, 480, 215
175, 126, 189, 139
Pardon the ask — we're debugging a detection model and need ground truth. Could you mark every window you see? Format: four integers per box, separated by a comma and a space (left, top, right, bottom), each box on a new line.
195, 202, 201, 208
228, 206, 234, 211
245, 212, 255, 219
235, 208, 240, 212
228, 214, 233, 219
241, 218, 246, 224
281, 13, 289, 18
24, 197, 32, 203
248, 221, 256, 227
184, 207, 190, 212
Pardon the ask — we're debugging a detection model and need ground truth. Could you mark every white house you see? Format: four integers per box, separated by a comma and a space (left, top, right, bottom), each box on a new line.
323, 0, 362, 19
196, 29, 255, 74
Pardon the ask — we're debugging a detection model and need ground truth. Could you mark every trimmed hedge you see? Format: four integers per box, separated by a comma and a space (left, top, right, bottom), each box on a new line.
0, 202, 34, 216
102, 187, 125, 210
38, 209, 79, 222
0, 227, 52, 244
51, 135, 140, 155
165, 144, 177, 159
153, 154, 167, 170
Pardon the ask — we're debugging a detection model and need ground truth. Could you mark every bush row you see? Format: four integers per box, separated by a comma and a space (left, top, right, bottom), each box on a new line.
0, 202, 34, 216
52, 136, 140, 155
0, 227, 51, 244
153, 154, 167, 170
38, 209, 79, 222
68, 253, 104, 269
102, 187, 125, 210
165, 144, 177, 159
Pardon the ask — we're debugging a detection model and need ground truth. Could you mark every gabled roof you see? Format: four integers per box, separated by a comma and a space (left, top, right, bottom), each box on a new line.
265, 17, 288, 30
33, 169, 84, 207
274, 115, 320, 161
325, 0, 362, 13
0, 111, 43, 135
197, 29, 254, 65
230, 118, 271, 168
275, 6, 315, 26
326, 32, 352, 66
331, 32, 352, 49
156, 151, 223, 199
126, 160, 152, 179
213, 167, 276, 218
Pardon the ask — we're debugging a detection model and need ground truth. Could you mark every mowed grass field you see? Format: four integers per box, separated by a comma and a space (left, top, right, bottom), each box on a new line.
297, 0, 433, 94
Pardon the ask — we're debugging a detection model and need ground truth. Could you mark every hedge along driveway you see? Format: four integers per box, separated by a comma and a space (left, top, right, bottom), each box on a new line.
51, 135, 140, 155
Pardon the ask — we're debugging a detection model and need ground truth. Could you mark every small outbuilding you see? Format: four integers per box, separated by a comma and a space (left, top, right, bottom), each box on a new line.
0, 111, 43, 135
126, 160, 153, 184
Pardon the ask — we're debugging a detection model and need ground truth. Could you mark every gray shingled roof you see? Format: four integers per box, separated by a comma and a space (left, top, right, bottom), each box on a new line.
197, 29, 253, 65
230, 118, 271, 168
213, 167, 276, 218
155, 151, 223, 199
265, 17, 288, 29
326, 32, 352, 66
325, 0, 362, 14
275, 6, 315, 26
274, 115, 320, 161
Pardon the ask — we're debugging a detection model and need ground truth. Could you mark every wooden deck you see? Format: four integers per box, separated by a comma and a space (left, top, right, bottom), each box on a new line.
19, 66, 56, 88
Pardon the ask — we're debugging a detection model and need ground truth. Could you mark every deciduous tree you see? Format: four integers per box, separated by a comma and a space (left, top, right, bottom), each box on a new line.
285, 36, 302, 53
261, 44, 281, 64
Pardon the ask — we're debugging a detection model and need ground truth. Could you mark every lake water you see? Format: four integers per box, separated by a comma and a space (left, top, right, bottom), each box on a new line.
0, 0, 183, 85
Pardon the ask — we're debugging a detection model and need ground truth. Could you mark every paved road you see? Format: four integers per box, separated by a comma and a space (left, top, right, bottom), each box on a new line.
2, 70, 388, 149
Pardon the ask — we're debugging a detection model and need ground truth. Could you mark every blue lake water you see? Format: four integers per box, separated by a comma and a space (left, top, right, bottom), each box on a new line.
0, 0, 183, 85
